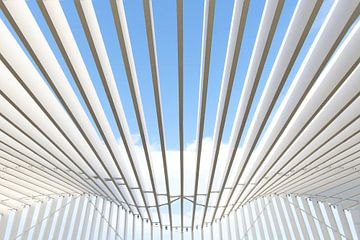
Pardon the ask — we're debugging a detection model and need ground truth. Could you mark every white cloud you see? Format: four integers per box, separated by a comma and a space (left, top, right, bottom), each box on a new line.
114, 136, 261, 226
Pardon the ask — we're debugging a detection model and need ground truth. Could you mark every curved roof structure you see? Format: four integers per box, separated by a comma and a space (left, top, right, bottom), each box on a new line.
0, 0, 359, 239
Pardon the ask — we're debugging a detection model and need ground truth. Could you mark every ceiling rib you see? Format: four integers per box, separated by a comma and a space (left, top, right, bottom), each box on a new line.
191, 0, 215, 230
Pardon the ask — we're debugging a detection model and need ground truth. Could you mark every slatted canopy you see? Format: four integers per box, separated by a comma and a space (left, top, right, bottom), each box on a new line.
0, 0, 359, 239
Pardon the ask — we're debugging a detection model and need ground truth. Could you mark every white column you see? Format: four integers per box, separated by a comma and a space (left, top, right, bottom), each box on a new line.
232, 211, 240, 240
21, 205, 35, 240
62, 196, 77, 239
89, 197, 101, 239
52, 197, 68, 239
290, 196, 310, 240
312, 200, 330, 240
273, 196, 291, 239
259, 198, 274, 239
266, 197, 282, 239
42, 198, 59, 239
80, 197, 93, 239
32, 201, 47, 239
0, 212, 9, 239
282, 196, 301, 239
301, 198, 320, 239
9, 209, 22, 240
97, 198, 107, 239
324, 204, 341, 240
350, 206, 360, 239
337, 207, 352, 239
69, 196, 86, 239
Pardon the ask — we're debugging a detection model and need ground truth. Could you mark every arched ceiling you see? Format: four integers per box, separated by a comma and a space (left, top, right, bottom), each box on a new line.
0, 0, 359, 234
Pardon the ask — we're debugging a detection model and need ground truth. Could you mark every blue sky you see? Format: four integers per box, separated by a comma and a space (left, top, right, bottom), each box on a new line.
1, 0, 349, 237
1, 0, 334, 151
